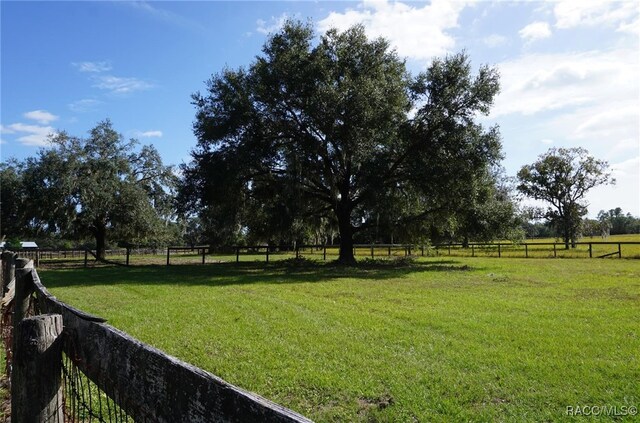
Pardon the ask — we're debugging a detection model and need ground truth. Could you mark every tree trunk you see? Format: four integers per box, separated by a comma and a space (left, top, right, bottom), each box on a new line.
563, 231, 570, 250
336, 204, 355, 265
95, 223, 107, 260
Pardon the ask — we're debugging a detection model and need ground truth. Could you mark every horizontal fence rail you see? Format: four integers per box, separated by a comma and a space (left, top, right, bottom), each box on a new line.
8, 241, 639, 269
0, 253, 313, 422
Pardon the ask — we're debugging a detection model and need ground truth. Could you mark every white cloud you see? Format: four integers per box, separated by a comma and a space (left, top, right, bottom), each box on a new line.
135, 130, 163, 138
68, 99, 102, 113
256, 14, 290, 35
571, 102, 638, 142
93, 75, 153, 94
541, 139, 554, 145
483, 34, 508, 48
23, 110, 59, 124
5, 123, 56, 147
617, 16, 640, 35
519, 21, 552, 42
552, 0, 639, 30
72, 61, 152, 96
72, 61, 112, 73
492, 48, 638, 117
0, 124, 15, 134
125, 1, 206, 33
318, 0, 472, 62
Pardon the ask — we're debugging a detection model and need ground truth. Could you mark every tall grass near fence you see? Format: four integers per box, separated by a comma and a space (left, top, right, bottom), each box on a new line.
39, 258, 640, 422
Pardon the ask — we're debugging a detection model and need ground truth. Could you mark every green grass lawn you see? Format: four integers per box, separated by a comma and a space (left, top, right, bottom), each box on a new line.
39, 258, 639, 422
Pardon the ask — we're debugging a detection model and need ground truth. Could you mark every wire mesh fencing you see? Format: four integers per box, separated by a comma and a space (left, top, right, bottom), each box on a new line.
62, 352, 133, 423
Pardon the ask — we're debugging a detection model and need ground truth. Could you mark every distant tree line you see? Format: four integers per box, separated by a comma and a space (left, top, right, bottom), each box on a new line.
522, 207, 640, 241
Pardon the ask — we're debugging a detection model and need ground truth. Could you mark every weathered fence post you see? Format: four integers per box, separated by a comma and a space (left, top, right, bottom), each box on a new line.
13, 259, 34, 331
166, 248, 171, 266
1, 251, 16, 296
471, 244, 475, 257
266, 247, 269, 263
618, 243, 622, 258
84, 249, 88, 268
323, 245, 327, 261
525, 244, 528, 258
126, 247, 131, 266
589, 243, 592, 258
553, 243, 557, 258
202, 247, 206, 264
236, 247, 240, 263
12, 314, 64, 423
498, 244, 501, 258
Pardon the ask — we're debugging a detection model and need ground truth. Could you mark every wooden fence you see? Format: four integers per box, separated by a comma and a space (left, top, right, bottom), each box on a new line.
0, 252, 313, 422
10, 241, 639, 269
217, 242, 640, 262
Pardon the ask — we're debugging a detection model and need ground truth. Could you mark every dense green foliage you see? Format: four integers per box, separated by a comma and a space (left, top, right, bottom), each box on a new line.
41, 258, 639, 421
517, 147, 613, 248
0, 120, 178, 258
596, 207, 640, 235
181, 21, 507, 262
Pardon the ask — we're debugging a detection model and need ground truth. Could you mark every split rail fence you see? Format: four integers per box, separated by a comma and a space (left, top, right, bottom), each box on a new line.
0, 251, 313, 422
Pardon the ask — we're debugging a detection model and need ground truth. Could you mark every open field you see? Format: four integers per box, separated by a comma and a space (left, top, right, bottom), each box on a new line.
38, 257, 640, 422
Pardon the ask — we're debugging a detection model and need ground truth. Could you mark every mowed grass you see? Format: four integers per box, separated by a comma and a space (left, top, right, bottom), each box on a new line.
39, 258, 639, 422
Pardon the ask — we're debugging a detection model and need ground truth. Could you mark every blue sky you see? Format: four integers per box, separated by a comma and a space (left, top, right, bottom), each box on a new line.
1, 1, 639, 217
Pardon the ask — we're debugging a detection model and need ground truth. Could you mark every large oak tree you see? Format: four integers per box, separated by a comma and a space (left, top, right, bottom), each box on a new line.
182, 21, 503, 263
13, 120, 177, 259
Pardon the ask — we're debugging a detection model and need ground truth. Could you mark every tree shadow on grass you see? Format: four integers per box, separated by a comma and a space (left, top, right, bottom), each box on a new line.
38, 257, 473, 289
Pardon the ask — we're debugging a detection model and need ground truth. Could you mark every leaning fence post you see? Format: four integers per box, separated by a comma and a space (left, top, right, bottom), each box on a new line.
12, 314, 64, 423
